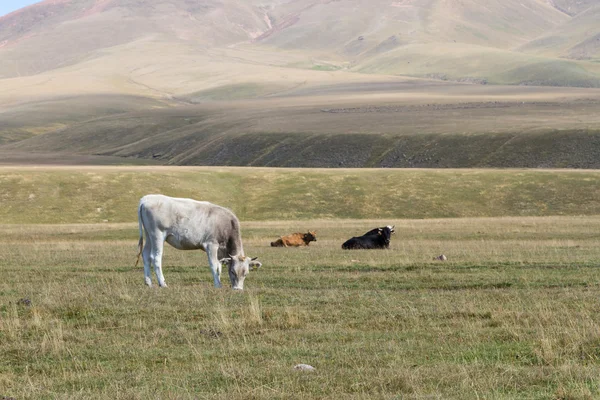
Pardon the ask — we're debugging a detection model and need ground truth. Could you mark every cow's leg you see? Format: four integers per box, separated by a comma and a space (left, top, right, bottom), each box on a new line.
205, 243, 222, 288
217, 257, 222, 280
154, 243, 167, 288
147, 232, 167, 288
142, 233, 153, 287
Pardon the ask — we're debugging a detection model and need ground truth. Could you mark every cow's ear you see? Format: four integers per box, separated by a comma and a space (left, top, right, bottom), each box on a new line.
249, 260, 262, 271
219, 257, 232, 265
251, 257, 258, 261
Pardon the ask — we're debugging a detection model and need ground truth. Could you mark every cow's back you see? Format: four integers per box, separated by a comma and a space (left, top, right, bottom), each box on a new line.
341, 237, 362, 249
140, 194, 181, 229
139, 195, 242, 252
283, 233, 304, 246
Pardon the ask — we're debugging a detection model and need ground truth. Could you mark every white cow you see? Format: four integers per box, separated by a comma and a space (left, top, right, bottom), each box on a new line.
136, 194, 261, 290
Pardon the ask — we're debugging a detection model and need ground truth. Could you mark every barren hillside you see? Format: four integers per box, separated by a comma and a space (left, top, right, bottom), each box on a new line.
1, 0, 599, 98
518, 5, 600, 60
1, 0, 600, 167
3, 83, 600, 168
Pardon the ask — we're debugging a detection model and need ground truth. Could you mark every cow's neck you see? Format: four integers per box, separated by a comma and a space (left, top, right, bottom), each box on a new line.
227, 236, 244, 257
225, 218, 244, 257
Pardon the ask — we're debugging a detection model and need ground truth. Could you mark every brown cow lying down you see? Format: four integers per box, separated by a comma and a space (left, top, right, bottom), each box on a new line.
271, 231, 317, 247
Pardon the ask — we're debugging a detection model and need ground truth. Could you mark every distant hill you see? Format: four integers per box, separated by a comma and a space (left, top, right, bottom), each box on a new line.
2, 0, 600, 167
518, 5, 600, 60
3, 84, 600, 168
1, 0, 599, 96
547, 0, 598, 16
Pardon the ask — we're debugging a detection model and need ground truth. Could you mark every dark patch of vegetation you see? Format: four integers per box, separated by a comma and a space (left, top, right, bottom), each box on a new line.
3, 96, 600, 168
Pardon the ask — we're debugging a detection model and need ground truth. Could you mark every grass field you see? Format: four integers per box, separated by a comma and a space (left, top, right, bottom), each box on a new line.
2, 167, 600, 223
1, 167, 600, 398
1, 217, 600, 399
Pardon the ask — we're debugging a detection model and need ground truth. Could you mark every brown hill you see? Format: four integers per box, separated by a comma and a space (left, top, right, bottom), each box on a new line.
3, 84, 600, 168
547, 0, 597, 16
0, 0, 598, 94
0, 0, 273, 79
518, 5, 600, 60
2, 0, 600, 167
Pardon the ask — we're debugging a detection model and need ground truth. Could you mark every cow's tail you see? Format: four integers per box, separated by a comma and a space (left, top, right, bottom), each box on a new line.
135, 202, 144, 267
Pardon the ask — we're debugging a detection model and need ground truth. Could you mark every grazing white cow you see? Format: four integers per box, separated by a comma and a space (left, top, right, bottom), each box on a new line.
136, 194, 261, 290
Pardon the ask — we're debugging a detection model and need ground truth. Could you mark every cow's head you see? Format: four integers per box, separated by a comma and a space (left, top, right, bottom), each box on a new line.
380, 226, 393, 246
303, 231, 317, 244
219, 255, 262, 290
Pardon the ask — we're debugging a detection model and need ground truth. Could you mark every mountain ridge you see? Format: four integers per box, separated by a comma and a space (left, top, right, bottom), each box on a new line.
1, 0, 598, 87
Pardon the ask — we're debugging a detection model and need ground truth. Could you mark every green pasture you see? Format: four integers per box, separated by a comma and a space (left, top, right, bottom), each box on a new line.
1, 167, 600, 224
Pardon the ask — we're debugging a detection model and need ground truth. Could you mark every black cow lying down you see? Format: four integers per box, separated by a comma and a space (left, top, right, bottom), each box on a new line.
341, 225, 395, 250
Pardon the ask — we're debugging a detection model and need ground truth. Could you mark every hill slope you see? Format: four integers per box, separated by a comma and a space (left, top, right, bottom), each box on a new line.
518, 5, 600, 60
2, 0, 600, 167
3, 84, 600, 168
0, 0, 599, 104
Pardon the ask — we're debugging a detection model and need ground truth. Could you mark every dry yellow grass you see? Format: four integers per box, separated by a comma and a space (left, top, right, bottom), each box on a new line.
1, 216, 600, 398
1, 167, 600, 222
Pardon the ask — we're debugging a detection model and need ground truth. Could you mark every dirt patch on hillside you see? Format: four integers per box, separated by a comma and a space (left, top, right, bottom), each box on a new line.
321, 100, 600, 114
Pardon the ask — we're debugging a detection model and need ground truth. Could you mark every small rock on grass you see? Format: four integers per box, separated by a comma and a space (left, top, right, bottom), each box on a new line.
293, 364, 316, 372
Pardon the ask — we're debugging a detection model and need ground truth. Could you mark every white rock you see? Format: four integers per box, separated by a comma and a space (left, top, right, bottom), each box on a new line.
293, 364, 316, 371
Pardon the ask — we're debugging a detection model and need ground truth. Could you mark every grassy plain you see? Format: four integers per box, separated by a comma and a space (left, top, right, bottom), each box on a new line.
1, 217, 600, 399
1, 167, 600, 398
1, 167, 600, 223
